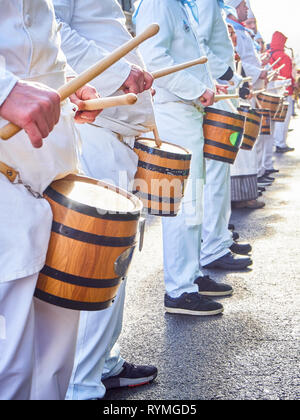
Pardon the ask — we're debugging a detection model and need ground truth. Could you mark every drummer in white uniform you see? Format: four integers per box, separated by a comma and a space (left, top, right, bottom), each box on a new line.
136, 0, 234, 316
54, 0, 157, 400
225, 0, 268, 209
194, 0, 253, 271
0, 0, 100, 400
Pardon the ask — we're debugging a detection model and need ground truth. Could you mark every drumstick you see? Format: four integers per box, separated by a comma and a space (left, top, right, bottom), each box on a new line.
269, 57, 281, 70
237, 61, 243, 76
253, 89, 266, 96
214, 94, 240, 102
151, 57, 208, 80
0, 23, 160, 141
242, 76, 252, 83
81, 93, 138, 111
152, 124, 162, 148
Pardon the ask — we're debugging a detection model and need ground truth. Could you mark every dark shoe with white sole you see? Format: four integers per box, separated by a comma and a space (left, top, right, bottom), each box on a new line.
203, 252, 252, 271
102, 362, 158, 390
194, 276, 233, 297
165, 292, 224, 316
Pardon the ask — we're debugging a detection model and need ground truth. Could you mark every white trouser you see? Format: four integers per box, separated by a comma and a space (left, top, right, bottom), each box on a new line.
254, 135, 266, 178
67, 124, 137, 400
274, 96, 293, 148
66, 281, 126, 400
201, 159, 233, 267
0, 274, 79, 400
154, 102, 205, 298
261, 120, 275, 171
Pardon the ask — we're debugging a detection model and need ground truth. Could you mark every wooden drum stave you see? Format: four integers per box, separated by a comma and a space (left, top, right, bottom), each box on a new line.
238, 107, 262, 150
35, 174, 143, 311
256, 108, 272, 135
257, 92, 282, 119
133, 138, 191, 217
203, 107, 245, 164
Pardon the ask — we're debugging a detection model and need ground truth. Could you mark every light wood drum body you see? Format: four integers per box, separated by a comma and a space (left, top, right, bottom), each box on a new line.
256, 109, 271, 135
238, 107, 262, 150
35, 174, 143, 311
276, 102, 289, 122
203, 107, 245, 164
133, 138, 191, 217
257, 93, 282, 118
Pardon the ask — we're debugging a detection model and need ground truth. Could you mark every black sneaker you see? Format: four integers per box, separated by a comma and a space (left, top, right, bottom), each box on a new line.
165, 292, 224, 316
102, 362, 158, 390
194, 276, 233, 297
265, 169, 279, 175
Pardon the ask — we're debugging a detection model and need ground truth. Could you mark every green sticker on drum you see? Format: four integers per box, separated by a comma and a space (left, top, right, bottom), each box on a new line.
230, 132, 242, 147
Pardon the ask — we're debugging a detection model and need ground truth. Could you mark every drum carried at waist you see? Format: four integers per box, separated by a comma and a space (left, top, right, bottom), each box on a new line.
133, 138, 191, 217
238, 107, 262, 150
273, 101, 289, 123
35, 174, 143, 311
256, 93, 282, 118
256, 108, 272, 135
203, 107, 245, 164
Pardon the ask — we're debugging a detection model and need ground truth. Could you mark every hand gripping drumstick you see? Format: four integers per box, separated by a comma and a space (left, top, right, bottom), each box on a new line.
81, 57, 208, 111
0, 23, 160, 141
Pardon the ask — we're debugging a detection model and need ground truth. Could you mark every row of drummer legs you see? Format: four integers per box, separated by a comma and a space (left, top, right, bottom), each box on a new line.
64, 105, 234, 400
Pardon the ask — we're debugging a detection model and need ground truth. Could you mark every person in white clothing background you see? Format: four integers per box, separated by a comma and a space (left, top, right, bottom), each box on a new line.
54, 0, 158, 401
0, 0, 101, 400
135, 0, 235, 317
193, 0, 253, 271
225, 0, 268, 210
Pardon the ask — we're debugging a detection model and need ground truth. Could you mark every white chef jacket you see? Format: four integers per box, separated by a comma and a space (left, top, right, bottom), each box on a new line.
194, 0, 235, 79
54, 0, 155, 138
0, 0, 80, 283
234, 25, 262, 87
135, 0, 215, 105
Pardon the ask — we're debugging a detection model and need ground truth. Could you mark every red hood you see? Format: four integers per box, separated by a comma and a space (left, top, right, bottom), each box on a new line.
270, 31, 287, 51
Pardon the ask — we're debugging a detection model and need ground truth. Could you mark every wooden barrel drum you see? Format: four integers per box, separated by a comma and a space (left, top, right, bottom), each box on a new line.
238, 107, 262, 150
203, 107, 245, 164
256, 109, 271, 135
257, 93, 281, 118
276, 102, 289, 123
34, 174, 143, 311
133, 138, 191, 217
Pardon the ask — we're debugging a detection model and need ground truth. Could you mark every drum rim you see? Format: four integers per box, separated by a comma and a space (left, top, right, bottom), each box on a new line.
204, 107, 245, 122
257, 93, 282, 99
135, 137, 192, 160
237, 107, 261, 119
46, 174, 143, 220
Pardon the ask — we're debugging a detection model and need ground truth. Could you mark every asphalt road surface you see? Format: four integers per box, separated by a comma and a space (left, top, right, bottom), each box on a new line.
105, 116, 300, 401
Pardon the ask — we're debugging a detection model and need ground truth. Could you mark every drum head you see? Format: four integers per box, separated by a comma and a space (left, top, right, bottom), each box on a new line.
51, 175, 142, 214
136, 138, 190, 155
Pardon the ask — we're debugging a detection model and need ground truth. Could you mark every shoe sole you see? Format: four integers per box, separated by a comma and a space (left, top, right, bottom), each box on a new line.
198, 290, 233, 297
165, 307, 224, 316
104, 373, 157, 390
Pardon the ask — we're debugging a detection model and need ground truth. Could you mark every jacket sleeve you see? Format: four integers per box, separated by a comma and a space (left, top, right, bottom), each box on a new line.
135, 0, 209, 100
195, 0, 231, 79
53, 0, 131, 97
0, 66, 19, 107
235, 31, 261, 84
